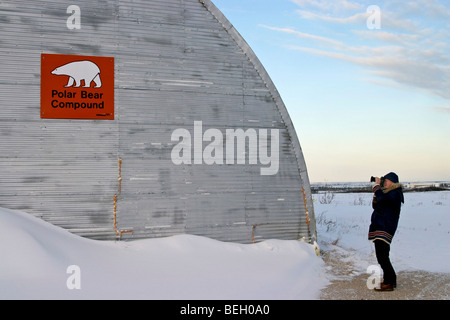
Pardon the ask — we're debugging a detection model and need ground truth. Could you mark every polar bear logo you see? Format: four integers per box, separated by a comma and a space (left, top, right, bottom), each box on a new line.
51, 60, 102, 88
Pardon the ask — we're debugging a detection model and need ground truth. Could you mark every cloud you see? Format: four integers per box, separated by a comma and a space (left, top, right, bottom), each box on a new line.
431, 106, 450, 115
264, 1, 450, 101
259, 25, 344, 48
433, 107, 450, 114
291, 0, 364, 13
287, 44, 450, 100
351, 30, 420, 44
296, 9, 367, 24
396, 0, 450, 21
295, 6, 422, 34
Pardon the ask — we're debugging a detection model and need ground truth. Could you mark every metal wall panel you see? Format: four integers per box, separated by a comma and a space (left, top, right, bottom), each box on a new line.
0, 0, 316, 244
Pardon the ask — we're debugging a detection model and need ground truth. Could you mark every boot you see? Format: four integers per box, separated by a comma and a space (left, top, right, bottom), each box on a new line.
374, 283, 394, 292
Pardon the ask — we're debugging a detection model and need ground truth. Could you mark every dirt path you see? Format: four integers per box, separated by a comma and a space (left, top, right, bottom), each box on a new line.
320, 249, 450, 300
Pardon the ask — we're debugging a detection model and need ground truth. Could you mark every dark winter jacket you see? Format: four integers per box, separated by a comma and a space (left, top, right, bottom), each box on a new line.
368, 183, 404, 244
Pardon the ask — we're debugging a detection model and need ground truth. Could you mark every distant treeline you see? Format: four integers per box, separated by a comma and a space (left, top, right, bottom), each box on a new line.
311, 182, 450, 194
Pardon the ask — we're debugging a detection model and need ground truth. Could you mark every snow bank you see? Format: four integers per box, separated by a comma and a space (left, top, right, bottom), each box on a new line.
0, 207, 328, 300
315, 191, 450, 274
3, 190, 447, 300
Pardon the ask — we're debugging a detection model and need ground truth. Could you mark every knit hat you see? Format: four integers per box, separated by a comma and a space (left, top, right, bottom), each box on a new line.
384, 172, 399, 183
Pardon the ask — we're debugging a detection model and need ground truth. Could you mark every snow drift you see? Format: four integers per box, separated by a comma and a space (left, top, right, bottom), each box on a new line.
0, 207, 328, 300
2, 189, 448, 300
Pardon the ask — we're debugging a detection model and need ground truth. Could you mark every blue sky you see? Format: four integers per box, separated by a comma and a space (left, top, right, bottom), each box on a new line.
212, 0, 450, 183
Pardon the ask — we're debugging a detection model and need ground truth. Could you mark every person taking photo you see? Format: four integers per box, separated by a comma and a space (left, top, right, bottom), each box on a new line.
368, 172, 404, 291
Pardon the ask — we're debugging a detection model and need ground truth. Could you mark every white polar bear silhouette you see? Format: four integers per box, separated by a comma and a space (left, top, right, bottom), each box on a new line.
51, 60, 102, 88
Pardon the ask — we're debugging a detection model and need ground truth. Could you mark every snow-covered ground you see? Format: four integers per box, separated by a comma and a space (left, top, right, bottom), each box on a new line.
315, 191, 450, 275
1, 190, 449, 300
0, 206, 327, 300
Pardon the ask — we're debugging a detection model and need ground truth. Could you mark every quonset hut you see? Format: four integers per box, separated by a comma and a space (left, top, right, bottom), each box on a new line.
0, 0, 316, 244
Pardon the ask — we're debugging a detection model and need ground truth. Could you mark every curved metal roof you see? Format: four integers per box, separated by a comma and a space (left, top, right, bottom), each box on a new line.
0, 0, 316, 244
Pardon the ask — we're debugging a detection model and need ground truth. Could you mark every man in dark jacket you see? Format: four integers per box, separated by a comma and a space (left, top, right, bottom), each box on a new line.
368, 172, 404, 291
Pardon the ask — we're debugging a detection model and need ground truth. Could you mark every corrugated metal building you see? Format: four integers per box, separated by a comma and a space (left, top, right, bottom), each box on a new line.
0, 0, 316, 244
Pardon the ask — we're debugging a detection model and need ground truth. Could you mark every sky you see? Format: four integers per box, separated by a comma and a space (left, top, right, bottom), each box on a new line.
212, 0, 450, 183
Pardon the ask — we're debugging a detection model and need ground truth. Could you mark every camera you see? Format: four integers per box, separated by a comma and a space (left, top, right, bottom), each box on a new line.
370, 176, 385, 185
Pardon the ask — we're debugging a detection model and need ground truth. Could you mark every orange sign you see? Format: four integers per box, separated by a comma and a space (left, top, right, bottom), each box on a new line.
41, 53, 114, 120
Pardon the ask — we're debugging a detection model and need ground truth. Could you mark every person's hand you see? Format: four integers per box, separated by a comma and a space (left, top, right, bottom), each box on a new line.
373, 177, 382, 192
